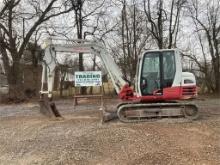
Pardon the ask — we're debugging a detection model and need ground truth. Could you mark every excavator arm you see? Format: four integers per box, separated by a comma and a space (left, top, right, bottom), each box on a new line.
40, 38, 128, 99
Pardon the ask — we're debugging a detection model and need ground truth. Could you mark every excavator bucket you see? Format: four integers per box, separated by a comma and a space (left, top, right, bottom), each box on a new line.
39, 99, 62, 118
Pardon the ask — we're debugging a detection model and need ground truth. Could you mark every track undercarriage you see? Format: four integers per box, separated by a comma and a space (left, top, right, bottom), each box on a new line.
103, 101, 199, 123
39, 97, 199, 123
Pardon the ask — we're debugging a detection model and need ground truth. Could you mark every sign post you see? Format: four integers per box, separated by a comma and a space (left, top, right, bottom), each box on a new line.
73, 71, 104, 109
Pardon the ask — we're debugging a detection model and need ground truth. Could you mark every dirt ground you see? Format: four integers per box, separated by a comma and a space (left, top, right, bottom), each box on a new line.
0, 96, 220, 165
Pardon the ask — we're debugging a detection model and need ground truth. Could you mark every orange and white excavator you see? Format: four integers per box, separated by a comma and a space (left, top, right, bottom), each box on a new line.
39, 38, 199, 122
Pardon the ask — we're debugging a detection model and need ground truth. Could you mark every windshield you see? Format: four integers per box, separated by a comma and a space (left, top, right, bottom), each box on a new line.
140, 51, 176, 95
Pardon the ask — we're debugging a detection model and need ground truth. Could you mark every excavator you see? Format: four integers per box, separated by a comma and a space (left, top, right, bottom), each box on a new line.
39, 38, 199, 122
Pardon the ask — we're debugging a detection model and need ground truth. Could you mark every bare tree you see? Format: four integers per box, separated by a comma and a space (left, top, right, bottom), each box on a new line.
143, 0, 186, 49
66, 0, 106, 94
68, 0, 105, 69
108, 0, 150, 84
121, 0, 146, 83
188, 0, 220, 93
0, 0, 74, 100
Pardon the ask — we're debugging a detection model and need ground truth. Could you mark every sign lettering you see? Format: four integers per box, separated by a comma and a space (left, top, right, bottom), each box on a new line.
75, 71, 102, 87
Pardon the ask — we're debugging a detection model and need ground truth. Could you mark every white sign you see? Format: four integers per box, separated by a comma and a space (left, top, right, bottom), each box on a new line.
75, 71, 102, 87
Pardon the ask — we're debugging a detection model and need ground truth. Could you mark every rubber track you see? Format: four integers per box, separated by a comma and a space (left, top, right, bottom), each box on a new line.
117, 102, 199, 123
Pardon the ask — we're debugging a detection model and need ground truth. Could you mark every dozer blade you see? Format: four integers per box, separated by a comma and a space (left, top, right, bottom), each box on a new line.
39, 99, 62, 118
102, 111, 117, 122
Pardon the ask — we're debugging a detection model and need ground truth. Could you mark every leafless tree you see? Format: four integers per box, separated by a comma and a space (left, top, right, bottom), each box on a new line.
187, 0, 220, 93
109, 0, 150, 84
121, 0, 148, 83
143, 0, 186, 49
63, 0, 105, 94
0, 0, 74, 100
66, 0, 105, 70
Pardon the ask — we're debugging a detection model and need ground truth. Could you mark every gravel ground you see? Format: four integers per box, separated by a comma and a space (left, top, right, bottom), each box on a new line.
0, 97, 219, 165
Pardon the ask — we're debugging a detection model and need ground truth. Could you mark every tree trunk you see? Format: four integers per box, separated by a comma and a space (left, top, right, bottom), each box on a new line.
7, 61, 25, 101
213, 60, 220, 94
78, 52, 86, 94
79, 52, 84, 71
215, 74, 220, 94
60, 78, 64, 97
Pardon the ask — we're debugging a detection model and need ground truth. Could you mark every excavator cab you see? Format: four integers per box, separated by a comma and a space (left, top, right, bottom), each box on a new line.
140, 50, 176, 96
136, 49, 197, 101
117, 49, 199, 122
